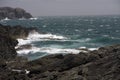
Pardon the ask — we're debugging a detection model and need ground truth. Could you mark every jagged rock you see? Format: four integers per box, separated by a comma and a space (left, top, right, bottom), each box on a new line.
0, 24, 37, 39
0, 24, 36, 80
0, 7, 32, 19
24, 44, 120, 80
0, 34, 18, 60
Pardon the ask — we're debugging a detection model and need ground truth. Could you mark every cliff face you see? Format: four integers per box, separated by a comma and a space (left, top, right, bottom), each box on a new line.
0, 7, 32, 19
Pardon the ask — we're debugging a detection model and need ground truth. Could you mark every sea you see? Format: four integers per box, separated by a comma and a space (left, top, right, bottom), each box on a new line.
0, 15, 120, 60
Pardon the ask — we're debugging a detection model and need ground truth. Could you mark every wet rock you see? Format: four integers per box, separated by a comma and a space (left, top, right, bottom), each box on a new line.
24, 44, 120, 80
0, 24, 37, 39
16, 44, 32, 50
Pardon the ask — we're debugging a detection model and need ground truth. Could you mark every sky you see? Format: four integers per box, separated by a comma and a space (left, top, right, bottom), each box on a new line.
0, 0, 120, 16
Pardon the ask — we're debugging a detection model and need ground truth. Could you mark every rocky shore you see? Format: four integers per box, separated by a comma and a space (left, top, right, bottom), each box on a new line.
0, 24, 120, 80
0, 7, 32, 20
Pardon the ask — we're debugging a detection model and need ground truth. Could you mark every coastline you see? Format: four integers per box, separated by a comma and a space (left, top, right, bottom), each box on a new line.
0, 24, 120, 80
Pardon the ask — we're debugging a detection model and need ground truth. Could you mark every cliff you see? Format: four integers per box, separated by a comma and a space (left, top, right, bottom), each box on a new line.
0, 7, 32, 20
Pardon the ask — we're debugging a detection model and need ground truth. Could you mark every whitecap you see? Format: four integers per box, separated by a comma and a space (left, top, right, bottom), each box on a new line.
78, 47, 98, 51
19, 17, 26, 20
79, 46, 87, 49
85, 38, 91, 41
27, 31, 67, 40
88, 48, 98, 51
17, 46, 98, 55
43, 25, 47, 28
100, 25, 104, 27
29, 17, 38, 20
75, 29, 79, 32
16, 31, 67, 47
17, 39, 32, 46
87, 29, 93, 31
102, 35, 109, 37
3, 17, 10, 21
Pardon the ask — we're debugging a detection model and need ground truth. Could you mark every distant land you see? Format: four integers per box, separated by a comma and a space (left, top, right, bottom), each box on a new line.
0, 7, 32, 20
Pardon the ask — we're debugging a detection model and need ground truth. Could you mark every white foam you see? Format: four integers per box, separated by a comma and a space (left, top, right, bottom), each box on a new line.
16, 31, 67, 47
29, 17, 38, 20
17, 46, 99, 55
17, 39, 32, 46
3, 17, 10, 21
89, 48, 98, 51
17, 47, 81, 55
16, 31, 97, 56
19, 17, 26, 20
27, 32, 67, 40
79, 46, 87, 49
78, 47, 98, 51
87, 29, 93, 31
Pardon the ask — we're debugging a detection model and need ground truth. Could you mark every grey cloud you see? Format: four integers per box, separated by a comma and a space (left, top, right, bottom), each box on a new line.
0, 0, 120, 16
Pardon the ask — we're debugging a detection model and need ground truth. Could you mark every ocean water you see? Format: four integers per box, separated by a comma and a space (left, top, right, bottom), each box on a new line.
1, 15, 120, 60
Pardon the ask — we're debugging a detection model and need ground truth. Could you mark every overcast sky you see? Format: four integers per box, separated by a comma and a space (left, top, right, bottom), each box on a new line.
0, 0, 120, 16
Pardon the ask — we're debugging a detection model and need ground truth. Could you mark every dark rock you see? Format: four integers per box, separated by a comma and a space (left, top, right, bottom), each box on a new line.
0, 7, 32, 20
0, 24, 37, 39
23, 44, 120, 80
0, 34, 18, 60
0, 24, 36, 80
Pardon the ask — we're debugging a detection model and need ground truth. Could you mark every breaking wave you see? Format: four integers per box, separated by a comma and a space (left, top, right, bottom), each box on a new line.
16, 31, 98, 56
17, 31, 67, 46
17, 47, 80, 55
27, 31, 67, 40
17, 46, 98, 55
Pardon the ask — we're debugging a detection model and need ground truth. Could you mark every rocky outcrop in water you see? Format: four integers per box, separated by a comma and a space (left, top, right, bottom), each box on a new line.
0, 7, 32, 19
